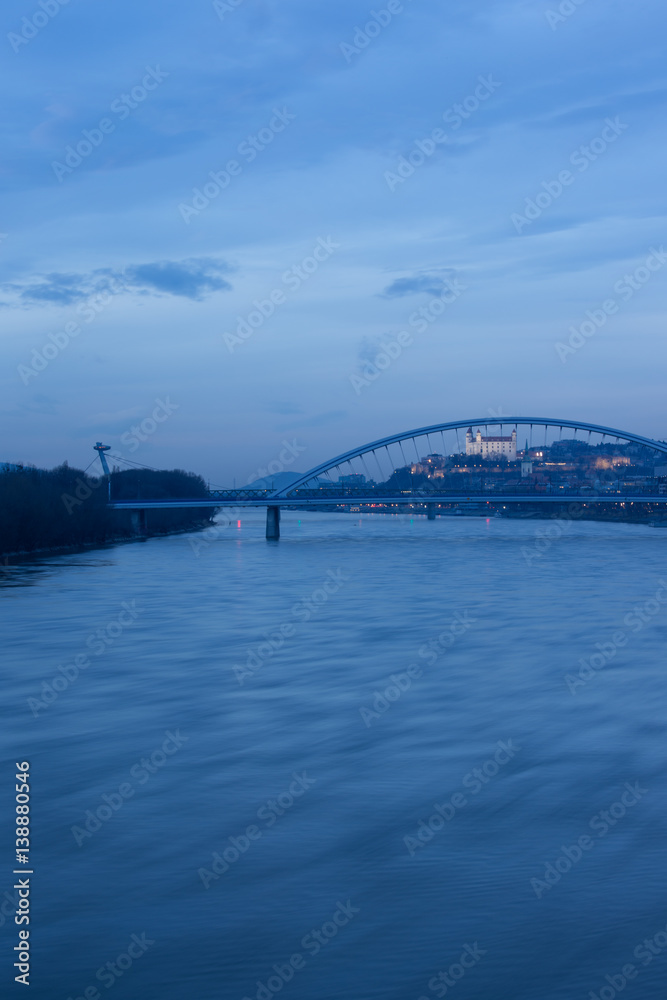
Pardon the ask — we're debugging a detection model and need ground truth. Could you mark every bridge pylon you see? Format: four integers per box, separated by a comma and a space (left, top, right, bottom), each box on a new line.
266, 506, 280, 540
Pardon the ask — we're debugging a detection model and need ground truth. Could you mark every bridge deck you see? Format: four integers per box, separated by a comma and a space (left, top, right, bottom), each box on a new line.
108, 493, 667, 510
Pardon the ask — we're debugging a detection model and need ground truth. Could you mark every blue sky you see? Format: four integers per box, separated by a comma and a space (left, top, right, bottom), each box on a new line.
2, 0, 666, 484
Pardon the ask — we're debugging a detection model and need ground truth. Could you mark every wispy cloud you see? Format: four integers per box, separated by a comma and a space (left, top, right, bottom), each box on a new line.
381, 269, 459, 298
357, 336, 387, 364
265, 401, 304, 416
2, 257, 233, 307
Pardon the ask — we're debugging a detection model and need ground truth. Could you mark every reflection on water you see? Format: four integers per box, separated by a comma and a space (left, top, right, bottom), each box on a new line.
1, 511, 666, 1000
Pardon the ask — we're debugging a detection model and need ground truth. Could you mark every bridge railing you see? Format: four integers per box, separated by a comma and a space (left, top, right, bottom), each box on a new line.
207, 489, 278, 500
111, 484, 666, 503
279, 483, 666, 500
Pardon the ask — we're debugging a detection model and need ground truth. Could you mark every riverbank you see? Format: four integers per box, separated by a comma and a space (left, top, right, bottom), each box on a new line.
0, 523, 209, 564
309, 505, 665, 525
0, 463, 216, 558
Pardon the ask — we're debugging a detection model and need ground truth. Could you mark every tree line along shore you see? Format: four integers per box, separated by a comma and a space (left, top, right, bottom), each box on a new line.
0, 464, 215, 557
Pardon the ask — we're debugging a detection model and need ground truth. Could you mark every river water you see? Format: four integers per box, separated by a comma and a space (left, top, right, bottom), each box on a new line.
2, 511, 667, 1000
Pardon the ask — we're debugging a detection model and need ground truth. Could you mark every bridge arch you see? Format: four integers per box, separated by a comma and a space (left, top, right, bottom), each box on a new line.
271, 417, 667, 497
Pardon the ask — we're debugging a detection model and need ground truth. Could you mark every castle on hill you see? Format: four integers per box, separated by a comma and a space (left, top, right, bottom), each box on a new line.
465, 427, 517, 460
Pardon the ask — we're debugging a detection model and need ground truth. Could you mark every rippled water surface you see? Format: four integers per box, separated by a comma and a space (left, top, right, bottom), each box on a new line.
2, 511, 667, 999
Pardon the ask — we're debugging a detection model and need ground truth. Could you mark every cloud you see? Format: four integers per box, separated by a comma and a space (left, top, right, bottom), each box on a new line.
381, 269, 459, 298
265, 401, 304, 416
121, 259, 231, 299
357, 336, 387, 365
2, 257, 233, 307
525, 84, 667, 131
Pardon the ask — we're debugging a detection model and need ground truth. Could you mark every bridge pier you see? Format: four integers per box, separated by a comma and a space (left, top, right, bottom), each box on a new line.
130, 509, 147, 536
427, 503, 437, 520
266, 505, 281, 540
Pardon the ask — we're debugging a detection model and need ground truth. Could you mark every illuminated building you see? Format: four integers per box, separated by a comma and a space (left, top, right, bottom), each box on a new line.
465, 428, 517, 460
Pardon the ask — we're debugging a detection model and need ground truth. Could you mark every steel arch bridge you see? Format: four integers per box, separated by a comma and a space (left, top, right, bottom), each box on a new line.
270, 416, 667, 497
107, 416, 667, 538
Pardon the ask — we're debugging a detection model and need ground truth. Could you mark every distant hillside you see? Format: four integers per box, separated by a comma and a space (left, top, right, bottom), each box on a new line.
247, 471, 302, 490
246, 471, 329, 490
